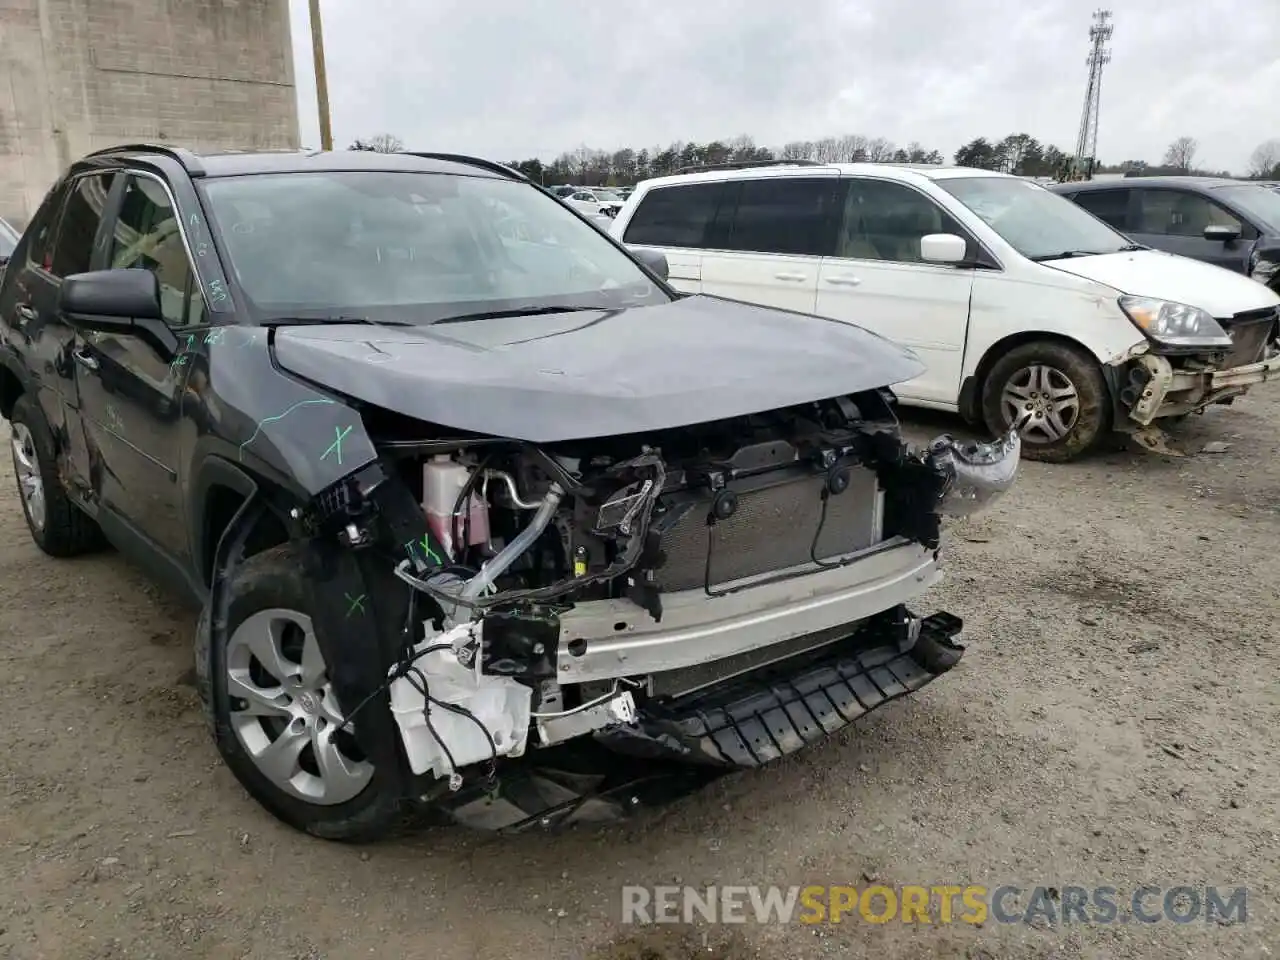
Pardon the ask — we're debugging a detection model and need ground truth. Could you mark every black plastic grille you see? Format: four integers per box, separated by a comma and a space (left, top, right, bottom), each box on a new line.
654, 468, 882, 592
1221, 310, 1274, 368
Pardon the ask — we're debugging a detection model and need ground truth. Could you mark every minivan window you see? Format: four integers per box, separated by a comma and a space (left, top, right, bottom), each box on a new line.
725, 178, 837, 257
938, 176, 1132, 261
50, 173, 116, 277
1071, 188, 1130, 229
200, 170, 669, 319
1211, 184, 1280, 233
622, 182, 726, 248
1134, 189, 1243, 237
837, 179, 962, 263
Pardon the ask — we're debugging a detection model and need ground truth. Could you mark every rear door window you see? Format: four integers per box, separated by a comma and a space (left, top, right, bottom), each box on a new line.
622, 182, 728, 248
1071, 189, 1130, 230
723, 177, 840, 257
49, 173, 117, 277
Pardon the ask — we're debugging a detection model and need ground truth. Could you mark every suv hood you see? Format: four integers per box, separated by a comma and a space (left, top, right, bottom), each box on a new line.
271, 295, 924, 442
1042, 248, 1280, 317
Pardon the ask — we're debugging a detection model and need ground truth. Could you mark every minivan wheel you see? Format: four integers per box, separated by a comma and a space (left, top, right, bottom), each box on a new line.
981, 341, 1109, 463
9, 393, 104, 556
205, 543, 404, 841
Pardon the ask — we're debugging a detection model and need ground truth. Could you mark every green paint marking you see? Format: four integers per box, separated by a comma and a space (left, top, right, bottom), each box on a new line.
418, 534, 442, 566
237, 398, 337, 462
320, 425, 353, 465
344, 593, 367, 617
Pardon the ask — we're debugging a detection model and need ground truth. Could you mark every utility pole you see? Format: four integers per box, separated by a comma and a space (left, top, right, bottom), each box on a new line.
1073, 9, 1113, 178
308, 0, 333, 150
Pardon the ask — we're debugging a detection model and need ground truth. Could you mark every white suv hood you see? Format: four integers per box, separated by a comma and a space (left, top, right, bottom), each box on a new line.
1043, 249, 1280, 317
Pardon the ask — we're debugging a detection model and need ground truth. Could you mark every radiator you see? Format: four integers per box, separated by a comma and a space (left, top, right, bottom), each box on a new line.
651, 467, 883, 593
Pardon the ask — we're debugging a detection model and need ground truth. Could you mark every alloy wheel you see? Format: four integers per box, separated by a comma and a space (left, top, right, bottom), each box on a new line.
11, 422, 45, 532
225, 608, 373, 806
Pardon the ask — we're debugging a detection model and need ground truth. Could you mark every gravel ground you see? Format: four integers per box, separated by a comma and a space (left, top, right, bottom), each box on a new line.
1, 393, 1277, 960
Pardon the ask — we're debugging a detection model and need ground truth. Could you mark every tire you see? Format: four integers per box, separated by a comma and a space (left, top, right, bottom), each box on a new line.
980, 341, 1110, 463
203, 543, 404, 842
9, 393, 104, 556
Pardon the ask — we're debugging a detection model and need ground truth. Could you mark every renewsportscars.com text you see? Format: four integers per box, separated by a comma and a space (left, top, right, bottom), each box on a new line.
622, 884, 1248, 926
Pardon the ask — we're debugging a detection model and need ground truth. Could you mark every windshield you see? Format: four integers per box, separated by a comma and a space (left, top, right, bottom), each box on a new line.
199, 171, 669, 321
1212, 184, 1280, 233
0, 218, 18, 257
937, 176, 1134, 260
593, 190, 622, 201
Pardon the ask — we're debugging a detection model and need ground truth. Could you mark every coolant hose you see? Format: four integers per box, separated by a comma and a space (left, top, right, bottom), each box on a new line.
459, 482, 565, 601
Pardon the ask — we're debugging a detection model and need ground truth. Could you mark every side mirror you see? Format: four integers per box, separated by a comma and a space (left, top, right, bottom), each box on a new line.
59, 268, 177, 356
1204, 224, 1242, 243
60, 269, 162, 331
920, 233, 968, 264
631, 247, 669, 281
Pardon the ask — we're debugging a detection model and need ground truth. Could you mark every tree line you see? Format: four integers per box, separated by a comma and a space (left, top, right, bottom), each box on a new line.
350, 131, 1280, 185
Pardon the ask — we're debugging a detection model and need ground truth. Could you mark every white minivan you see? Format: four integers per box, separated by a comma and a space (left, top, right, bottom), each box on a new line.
609, 162, 1280, 461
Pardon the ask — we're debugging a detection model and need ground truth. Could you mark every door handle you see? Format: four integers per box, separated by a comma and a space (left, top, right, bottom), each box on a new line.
774, 271, 808, 282
15, 303, 37, 322
72, 347, 100, 372
824, 275, 862, 287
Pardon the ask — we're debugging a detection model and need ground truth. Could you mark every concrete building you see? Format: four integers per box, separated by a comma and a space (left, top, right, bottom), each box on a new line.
0, 0, 300, 227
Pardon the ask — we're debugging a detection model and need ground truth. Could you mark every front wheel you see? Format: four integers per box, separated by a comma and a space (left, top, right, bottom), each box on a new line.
980, 341, 1110, 463
202, 543, 404, 841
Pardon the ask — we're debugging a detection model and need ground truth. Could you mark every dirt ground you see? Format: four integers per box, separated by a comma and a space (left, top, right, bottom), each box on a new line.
1, 390, 1278, 960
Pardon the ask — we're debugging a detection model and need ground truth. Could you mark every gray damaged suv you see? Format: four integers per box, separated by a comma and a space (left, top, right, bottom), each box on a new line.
0, 145, 1021, 840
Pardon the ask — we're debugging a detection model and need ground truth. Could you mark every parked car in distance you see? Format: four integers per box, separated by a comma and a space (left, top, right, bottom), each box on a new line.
0, 144, 1014, 841
609, 161, 1280, 461
1049, 177, 1280, 305
586, 188, 626, 217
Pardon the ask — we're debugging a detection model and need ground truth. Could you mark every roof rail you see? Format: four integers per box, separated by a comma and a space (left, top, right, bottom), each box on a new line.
84, 142, 207, 177
674, 158, 824, 175
402, 152, 527, 182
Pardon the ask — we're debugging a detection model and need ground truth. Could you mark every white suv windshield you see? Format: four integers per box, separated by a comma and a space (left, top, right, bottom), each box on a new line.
938, 176, 1134, 261
200, 171, 668, 321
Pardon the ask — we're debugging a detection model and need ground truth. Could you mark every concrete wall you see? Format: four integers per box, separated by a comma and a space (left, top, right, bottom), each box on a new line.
0, 0, 299, 228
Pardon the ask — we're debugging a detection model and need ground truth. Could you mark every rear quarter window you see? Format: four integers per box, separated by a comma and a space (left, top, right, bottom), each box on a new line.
622, 182, 726, 248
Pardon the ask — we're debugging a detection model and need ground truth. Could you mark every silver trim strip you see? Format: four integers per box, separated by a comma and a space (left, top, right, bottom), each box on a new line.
124, 168, 214, 315
555, 538, 939, 684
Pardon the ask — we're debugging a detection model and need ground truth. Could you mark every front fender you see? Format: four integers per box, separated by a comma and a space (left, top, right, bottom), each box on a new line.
183, 328, 380, 498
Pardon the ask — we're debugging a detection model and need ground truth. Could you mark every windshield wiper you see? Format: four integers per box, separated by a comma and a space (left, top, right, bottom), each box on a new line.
1116, 243, 1148, 251
431, 305, 602, 326
1028, 250, 1109, 262
261, 316, 415, 327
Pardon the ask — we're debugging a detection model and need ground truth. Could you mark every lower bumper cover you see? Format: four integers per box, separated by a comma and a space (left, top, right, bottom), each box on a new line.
599, 610, 963, 767
430, 608, 963, 832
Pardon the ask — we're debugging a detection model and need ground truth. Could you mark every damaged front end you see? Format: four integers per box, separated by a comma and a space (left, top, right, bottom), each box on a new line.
1108, 300, 1280, 453
293, 390, 1022, 830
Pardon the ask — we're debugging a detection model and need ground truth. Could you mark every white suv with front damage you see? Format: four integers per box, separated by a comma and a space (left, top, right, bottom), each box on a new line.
610, 161, 1280, 461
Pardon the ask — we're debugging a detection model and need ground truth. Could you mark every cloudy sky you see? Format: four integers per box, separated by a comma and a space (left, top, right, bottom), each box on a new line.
286, 0, 1279, 174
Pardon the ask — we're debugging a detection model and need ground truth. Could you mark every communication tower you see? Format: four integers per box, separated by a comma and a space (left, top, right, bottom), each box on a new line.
1074, 9, 1113, 168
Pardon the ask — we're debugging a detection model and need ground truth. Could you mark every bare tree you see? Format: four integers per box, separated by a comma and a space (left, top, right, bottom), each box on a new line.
865, 137, 896, 162
779, 141, 814, 161
811, 137, 842, 163
350, 133, 404, 152
1248, 139, 1280, 178
1162, 136, 1197, 173
835, 134, 868, 162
